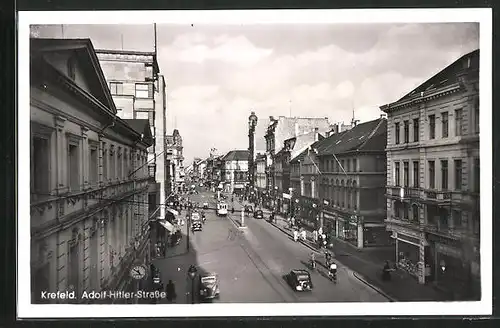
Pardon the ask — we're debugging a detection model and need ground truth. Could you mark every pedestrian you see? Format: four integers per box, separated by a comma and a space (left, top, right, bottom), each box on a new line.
166, 279, 177, 303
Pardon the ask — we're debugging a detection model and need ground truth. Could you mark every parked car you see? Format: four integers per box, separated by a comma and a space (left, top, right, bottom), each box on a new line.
191, 221, 203, 232
199, 273, 220, 300
285, 269, 313, 292
244, 205, 253, 213
203, 202, 209, 209
253, 210, 264, 219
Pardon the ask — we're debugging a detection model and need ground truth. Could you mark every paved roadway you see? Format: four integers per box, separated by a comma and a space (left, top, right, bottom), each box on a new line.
183, 189, 388, 303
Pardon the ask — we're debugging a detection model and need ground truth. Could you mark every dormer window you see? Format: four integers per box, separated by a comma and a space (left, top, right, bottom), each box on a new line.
67, 56, 76, 80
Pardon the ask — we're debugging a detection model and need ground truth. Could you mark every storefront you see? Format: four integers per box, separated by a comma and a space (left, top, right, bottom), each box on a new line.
394, 232, 421, 278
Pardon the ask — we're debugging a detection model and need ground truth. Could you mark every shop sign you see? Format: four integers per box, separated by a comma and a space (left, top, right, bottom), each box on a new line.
283, 193, 291, 199
436, 243, 462, 258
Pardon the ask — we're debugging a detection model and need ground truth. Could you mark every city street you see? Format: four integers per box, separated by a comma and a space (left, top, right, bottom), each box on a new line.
182, 189, 389, 303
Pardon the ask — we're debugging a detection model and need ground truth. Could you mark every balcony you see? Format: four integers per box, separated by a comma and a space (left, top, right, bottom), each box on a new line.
424, 223, 477, 241
385, 216, 420, 230
386, 186, 421, 199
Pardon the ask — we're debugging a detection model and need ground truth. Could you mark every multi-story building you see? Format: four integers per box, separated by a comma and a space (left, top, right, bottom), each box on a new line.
274, 129, 324, 214
381, 49, 480, 299
220, 150, 250, 194
255, 153, 267, 202
264, 116, 331, 208
316, 118, 388, 248
95, 48, 167, 222
165, 129, 184, 193
30, 38, 153, 303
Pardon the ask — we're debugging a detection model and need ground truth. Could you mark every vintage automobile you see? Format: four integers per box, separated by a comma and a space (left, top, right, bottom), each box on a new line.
253, 209, 264, 219
244, 205, 253, 213
217, 202, 228, 216
199, 273, 220, 300
285, 269, 313, 292
191, 221, 202, 232
203, 202, 209, 209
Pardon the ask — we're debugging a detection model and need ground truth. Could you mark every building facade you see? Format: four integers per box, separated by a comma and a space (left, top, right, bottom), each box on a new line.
381, 49, 480, 299
315, 118, 389, 248
30, 38, 153, 304
165, 129, 185, 193
220, 150, 250, 194
95, 48, 167, 222
255, 153, 267, 198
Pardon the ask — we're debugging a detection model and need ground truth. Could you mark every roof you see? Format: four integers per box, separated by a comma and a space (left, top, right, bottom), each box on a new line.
392, 49, 479, 105
221, 150, 249, 161
122, 119, 154, 147
312, 118, 387, 157
30, 38, 117, 114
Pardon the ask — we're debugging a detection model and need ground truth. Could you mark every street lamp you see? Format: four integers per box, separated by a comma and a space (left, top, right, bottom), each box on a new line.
187, 265, 198, 304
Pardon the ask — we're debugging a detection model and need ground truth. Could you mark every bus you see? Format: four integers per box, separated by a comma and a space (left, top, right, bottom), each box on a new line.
216, 202, 228, 216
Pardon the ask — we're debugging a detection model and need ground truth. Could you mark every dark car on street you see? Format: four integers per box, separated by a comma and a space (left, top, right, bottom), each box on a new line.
199, 273, 220, 300
285, 269, 313, 292
244, 205, 253, 213
253, 210, 264, 219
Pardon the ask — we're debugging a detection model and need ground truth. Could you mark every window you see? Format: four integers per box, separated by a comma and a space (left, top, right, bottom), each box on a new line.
454, 160, 462, 190
135, 83, 153, 98
395, 123, 400, 144
452, 210, 462, 229
346, 159, 351, 172
429, 115, 435, 139
117, 149, 122, 179
67, 57, 76, 80
403, 162, 409, 187
134, 110, 149, 120
442, 112, 449, 138
148, 111, 155, 127
32, 136, 50, 194
395, 162, 400, 186
68, 143, 80, 191
110, 148, 115, 180
413, 118, 419, 142
403, 120, 409, 143
455, 109, 463, 136
109, 82, 123, 95
473, 158, 480, 192
352, 158, 357, 172
89, 146, 98, 185
428, 160, 435, 189
441, 160, 448, 190
413, 161, 419, 188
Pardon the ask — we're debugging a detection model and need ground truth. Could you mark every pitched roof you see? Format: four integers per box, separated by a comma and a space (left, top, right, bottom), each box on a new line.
395, 49, 479, 103
30, 38, 117, 114
313, 118, 387, 157
222, 150, 249, 161
122, 119, 154, 147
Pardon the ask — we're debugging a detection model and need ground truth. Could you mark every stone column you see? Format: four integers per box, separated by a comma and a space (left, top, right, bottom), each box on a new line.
335, 219, 339, 238
300, 176, 304, 196
54, 116, 67, 193
311, 177, 316, 198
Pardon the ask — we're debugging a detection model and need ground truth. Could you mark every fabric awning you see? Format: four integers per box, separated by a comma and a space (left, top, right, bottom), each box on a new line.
167, 208, 179, 216
158, 220, 174, 232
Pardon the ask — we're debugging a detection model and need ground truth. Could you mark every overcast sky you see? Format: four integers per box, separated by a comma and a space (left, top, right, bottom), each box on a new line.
32, 23, 479, 163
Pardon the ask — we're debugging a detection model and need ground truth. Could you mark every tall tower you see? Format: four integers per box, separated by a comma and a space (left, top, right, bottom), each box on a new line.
248, 111, 258, 195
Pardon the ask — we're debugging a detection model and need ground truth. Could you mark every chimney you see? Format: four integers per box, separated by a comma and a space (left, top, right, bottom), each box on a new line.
314, 127, 319, 141
295, 122, 299, 137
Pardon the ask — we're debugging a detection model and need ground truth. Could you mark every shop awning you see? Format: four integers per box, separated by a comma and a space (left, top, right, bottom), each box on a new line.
158, 220, 174, 232
233, 184, 245, 189
167, 208, 179, 216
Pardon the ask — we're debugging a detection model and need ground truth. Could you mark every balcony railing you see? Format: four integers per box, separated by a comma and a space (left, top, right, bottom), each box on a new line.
385, 216, 420, 228
386, 186, 421, 199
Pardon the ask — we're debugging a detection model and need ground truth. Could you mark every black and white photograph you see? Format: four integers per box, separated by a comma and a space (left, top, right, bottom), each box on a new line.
18, 9, 492, 318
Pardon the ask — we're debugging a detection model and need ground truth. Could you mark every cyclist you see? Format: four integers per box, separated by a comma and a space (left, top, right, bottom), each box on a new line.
309, 252, 316, 269
329, 261, 338, 282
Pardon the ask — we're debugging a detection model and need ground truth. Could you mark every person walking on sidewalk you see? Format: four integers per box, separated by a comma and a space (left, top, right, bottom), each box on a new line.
166, 279, 177, 303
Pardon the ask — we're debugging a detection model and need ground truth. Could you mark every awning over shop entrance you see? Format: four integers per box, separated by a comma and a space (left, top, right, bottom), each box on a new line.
158, 220, 174, 232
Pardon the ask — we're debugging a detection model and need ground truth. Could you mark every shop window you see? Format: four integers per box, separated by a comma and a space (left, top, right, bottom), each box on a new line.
452, 210, 462, 228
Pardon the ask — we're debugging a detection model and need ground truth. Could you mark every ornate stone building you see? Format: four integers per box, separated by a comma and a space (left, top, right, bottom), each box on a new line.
381, 49, 480, 299
30, 38, 153, 304
166, 129, 185, 194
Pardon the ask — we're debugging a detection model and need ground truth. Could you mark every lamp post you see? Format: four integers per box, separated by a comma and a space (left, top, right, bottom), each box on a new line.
248, 111, 258, 193
187, 265, 198, 304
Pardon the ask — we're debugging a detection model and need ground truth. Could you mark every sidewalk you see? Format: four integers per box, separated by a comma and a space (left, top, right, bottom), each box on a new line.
269, 214, 452, 302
